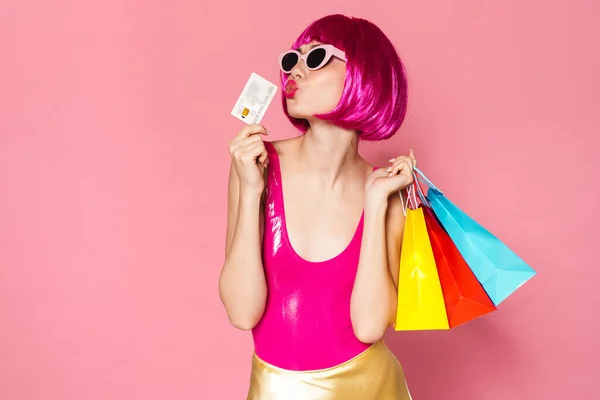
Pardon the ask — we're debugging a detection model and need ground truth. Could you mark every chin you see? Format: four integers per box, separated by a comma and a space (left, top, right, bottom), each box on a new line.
286, 105, 333, 121
285, 104, 309, 119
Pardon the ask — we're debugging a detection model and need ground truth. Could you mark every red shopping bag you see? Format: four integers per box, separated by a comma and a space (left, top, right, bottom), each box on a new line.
422, 206, 497, 328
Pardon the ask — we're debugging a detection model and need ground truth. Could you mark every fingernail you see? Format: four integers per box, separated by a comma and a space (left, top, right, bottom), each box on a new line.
389, 158, 395, 162
387, 167, 392, 172
265, 128, 270, 135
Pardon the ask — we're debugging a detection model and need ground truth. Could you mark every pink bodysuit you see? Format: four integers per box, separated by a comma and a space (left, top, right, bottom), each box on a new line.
251, 141, 373, 371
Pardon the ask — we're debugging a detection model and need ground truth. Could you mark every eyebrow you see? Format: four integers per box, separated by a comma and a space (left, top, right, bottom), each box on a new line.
294, 43, 321, 53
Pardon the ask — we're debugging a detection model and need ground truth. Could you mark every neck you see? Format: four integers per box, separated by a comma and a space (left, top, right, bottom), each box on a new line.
297, 119, 362, 188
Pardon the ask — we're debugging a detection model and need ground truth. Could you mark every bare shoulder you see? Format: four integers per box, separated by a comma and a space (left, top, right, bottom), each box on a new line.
387, 190, 406, 219
385, 189, 407, 287
269, 136, 300, 157
385, 190, 407, 239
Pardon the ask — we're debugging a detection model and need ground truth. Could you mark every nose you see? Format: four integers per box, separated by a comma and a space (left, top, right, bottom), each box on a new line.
289, 58, 306, 80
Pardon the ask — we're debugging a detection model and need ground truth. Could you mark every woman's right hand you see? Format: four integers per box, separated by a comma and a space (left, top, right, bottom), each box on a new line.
228, 124, 269, 195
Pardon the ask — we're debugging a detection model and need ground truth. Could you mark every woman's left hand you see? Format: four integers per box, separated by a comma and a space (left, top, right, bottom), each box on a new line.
365, 149, 417, 204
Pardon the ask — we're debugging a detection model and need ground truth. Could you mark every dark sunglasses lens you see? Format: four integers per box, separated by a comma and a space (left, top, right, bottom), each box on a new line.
306, 48, 326, 69
281, 52, 299, 72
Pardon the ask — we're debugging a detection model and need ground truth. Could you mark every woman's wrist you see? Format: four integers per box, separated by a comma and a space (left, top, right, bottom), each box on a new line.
240, 184, 264, 201
364, 191, 388, 216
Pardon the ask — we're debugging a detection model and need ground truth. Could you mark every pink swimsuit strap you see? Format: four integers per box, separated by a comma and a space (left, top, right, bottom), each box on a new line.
251, 141, 373, 371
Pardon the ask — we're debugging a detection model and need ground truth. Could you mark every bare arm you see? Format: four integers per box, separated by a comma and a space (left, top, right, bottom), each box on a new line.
351, 151, 415, 343
218, 126, 269, 330
350, 190, 406, 343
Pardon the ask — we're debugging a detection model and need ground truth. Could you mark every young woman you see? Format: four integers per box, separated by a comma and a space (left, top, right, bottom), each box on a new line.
220, 14, 416, 399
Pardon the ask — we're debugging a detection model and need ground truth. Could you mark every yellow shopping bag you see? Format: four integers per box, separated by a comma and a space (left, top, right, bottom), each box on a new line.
394, 205, 449, 331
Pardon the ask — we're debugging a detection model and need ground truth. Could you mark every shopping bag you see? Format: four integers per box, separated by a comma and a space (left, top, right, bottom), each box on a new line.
414, 167, 536, 306
394, 202, 449, 331
422, 206, 497, 328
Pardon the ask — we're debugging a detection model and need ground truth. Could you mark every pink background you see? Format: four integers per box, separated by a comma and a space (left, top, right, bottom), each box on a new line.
1, 0, 598, 399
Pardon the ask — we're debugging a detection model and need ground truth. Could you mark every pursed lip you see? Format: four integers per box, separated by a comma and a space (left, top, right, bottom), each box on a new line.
284, 79, 298, 98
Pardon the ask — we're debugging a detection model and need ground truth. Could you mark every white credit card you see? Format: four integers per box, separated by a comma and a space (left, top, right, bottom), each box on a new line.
230, 72, 278, 124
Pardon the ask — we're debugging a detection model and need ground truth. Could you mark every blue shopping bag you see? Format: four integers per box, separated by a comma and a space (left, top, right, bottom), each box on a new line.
412, 167, 536, 305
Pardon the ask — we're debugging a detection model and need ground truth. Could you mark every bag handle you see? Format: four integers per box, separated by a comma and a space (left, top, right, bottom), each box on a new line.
398, 183, 419, 217
408, 183, 418, 209
398, 189, 408, 217
413, 167, 442, 193
399, 167, 438, 216
412, 171, 431, 208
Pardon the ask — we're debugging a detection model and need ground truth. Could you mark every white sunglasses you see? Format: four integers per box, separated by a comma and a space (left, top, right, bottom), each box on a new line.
278, 44, 347, 73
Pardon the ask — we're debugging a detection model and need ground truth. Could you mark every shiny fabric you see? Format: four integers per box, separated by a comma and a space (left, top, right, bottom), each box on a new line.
252, 141, 371, 371
247, 340, 412, 400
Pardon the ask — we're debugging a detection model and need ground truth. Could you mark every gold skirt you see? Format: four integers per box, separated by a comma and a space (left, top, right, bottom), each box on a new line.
247, 340, 412, 400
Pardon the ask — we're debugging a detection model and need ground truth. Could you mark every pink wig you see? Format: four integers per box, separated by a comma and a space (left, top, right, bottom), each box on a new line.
281, 14, 409, 141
